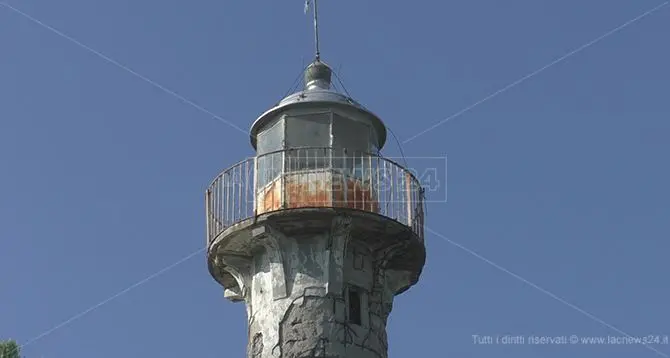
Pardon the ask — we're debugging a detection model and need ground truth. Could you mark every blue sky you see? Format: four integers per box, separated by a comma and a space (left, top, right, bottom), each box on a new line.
1, 0, 669, 357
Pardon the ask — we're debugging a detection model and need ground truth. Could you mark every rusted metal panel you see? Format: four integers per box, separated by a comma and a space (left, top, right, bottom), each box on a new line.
254, 171, 380, 214
284, 171, 332, 209
257, 179, 282, 215
332, 174, 379, 213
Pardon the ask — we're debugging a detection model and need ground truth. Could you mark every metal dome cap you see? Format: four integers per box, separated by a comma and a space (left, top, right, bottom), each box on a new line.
304, 60, 332, 90
250, 60, 387, 150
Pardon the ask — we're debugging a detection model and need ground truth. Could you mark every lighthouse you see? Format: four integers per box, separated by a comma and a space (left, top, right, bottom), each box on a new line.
205, 3, 426, 357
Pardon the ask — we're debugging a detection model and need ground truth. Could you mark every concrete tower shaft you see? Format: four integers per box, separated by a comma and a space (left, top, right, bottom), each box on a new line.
206, 60, 426, 358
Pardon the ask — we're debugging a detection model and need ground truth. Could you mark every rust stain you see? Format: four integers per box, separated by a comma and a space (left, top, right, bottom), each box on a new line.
331, 176, 379, 213
255, 172, 379, 215
285, 172, 332, 209
257, 180, 282, 215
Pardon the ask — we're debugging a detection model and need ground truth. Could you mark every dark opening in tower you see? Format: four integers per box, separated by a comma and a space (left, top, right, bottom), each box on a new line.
347, 287, 362, 325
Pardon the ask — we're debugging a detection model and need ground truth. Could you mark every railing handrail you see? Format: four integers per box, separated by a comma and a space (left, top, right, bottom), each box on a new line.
206, 146, 424, 244
207, 156, 255, 189
208, 146, 422, 189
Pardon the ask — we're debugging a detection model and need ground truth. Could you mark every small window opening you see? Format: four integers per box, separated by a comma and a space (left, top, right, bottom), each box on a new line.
347, 288, 362, 325
353, 250, 364, 270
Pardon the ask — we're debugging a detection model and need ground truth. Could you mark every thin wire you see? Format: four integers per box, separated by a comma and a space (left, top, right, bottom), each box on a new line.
331, 79, 341, 93
384, 127, 409, 168
330, 69, 353, 100
281, 62, 311, 100
379, 127, 412, 217
330, 65, 412, 212
0, 2, 247, 135
425, 226, 669, 358
330, 66, 409, 168
18, 248, 204, 350
402, 1, 670, 144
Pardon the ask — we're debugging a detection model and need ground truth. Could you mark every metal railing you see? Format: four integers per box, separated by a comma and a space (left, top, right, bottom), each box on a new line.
206, 147, 424, 245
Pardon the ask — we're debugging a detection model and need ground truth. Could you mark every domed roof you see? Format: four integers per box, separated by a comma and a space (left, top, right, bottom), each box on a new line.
249, 60, 387, 149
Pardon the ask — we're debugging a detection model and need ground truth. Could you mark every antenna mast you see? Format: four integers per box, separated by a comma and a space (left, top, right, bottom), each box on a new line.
307, 0, 321, 61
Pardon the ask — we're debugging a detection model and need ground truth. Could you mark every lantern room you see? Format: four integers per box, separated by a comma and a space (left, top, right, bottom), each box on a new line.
248, 60, 393, 215
250, 61, 387, 154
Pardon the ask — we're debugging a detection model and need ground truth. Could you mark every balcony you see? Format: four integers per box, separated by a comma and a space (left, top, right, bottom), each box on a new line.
205, 147, 424, 246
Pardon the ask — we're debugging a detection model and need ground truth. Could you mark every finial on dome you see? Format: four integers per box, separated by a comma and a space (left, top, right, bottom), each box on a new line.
304, 0, 322, 61
304, 60, 332, 90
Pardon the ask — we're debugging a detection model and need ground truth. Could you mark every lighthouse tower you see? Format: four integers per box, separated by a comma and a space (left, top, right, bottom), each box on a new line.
205, 4, 426, 357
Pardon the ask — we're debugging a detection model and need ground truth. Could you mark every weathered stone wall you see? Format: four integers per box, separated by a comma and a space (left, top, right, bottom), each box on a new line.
237, 216, 394, 358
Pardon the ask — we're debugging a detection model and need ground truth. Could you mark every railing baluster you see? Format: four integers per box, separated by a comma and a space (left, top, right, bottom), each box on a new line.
281, 150, 286, 209
237, 165, 242, 222
376, 157, 380, 214
367, 153, 372, 212
214, 175, 223, 231
205, 147, 424, 242
232, 169, 236, 223
245, 160, 249, 219
405, 171, 412, 227
326, 147, 331, 206
255, 158, 260, 215
224, 174, 229, 226
205, 190, 210, 246
390, 164, 395, 220
382, 160, 388, 215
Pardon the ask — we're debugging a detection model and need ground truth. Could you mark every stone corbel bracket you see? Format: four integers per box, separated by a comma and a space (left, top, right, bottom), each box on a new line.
218, 254, 252, 303
373, 241, 413, 316
251, 225, 289, 300
326, 215, 352, 296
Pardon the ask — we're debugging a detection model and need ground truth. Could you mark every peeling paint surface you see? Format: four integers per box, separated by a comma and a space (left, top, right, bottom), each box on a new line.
257, 180, 283, 214
216, 216, 417, 358
285, 172, 332, 209
256, 172, 379, 216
